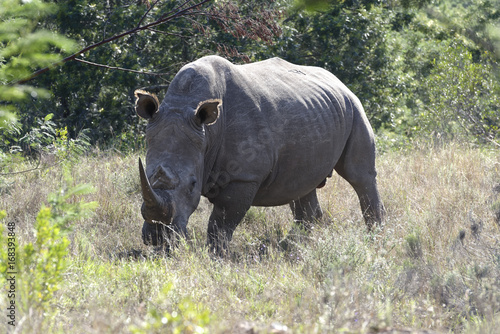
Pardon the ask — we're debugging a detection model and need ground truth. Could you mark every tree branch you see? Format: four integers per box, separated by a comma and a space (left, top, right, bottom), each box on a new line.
160, 0, 195, 20
426, 7, 497, 55
74, 58, 170, 76
12, 0, 213, 85
486, 136, 500, 148
0, 159, 63, 176
136, 0, 162, 28
146, 27, 189, 39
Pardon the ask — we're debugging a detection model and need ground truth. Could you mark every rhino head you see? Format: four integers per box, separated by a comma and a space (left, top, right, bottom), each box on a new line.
135, 90, 221, 246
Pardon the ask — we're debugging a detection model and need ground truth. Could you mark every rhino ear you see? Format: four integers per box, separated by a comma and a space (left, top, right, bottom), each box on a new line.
135, 90, 159, 120
195, 99, 221, 125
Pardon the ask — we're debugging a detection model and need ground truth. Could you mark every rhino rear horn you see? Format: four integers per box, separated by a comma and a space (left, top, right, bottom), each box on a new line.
139, 158, 162, 208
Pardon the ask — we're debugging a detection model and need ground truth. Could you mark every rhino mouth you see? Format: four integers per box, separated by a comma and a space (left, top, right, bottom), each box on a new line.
139, 158, 175, 225
140, 200, 174, 225
142, 221, 169, 246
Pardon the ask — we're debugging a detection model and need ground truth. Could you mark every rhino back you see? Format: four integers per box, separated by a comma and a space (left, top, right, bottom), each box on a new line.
194, 57, 360, 205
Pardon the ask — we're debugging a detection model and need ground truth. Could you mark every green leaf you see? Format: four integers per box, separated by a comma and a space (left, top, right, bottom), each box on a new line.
44, 113, 54, 122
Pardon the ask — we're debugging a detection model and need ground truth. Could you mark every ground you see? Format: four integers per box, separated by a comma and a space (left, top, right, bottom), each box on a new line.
0, 142, 499, 333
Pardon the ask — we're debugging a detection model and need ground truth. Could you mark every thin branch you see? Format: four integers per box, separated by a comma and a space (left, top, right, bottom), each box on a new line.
485, 136, 500, 148
0, 159, 63, 176
0, 166, 42, 176
12, 0, 213, 85
137, 0, 162, 28
146, 27, 190, 38
160, 0, 195, 20
139, 84, 171, 92
74, 58, 170, 76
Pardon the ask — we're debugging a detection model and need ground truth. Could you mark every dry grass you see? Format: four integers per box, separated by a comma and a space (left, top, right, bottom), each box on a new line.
1, 142, 499, 333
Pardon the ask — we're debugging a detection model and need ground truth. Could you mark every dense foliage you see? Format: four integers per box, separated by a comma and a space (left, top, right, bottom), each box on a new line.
272, 0, 500, 145
0, 0, 76, 125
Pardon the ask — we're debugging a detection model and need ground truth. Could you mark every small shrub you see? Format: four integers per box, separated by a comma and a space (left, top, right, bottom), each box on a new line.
0, 114, 90, 169
0, 173, 96, 327
130, 284, 211, 334
405, 230, 423, 259
420, 43, 500, 144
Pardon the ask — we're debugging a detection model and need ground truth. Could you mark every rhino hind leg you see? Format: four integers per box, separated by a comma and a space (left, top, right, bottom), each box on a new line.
335, 161, 385, 230
334, 117, 385, 230
277, 190, 323, 250
289, 189, 323, 229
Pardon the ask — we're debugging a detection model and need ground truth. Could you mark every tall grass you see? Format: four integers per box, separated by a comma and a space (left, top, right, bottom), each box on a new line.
1, 142, 499, 333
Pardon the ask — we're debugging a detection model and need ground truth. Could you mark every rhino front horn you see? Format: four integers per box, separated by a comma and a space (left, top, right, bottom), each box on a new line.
139, 158, 162, 208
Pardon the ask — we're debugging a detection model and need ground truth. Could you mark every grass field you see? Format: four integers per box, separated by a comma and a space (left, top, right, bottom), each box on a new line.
1, 142, 499, 333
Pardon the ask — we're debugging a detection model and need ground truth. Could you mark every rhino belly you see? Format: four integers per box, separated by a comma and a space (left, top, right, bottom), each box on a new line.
252, 142, 344, 206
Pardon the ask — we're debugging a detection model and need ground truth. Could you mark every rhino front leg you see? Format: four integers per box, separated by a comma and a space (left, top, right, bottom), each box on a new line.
289, 189, 323, 229
206, 206, 248, 256
206, 182, 258, 256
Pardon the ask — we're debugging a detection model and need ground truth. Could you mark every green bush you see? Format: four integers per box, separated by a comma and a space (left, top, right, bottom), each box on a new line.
0, 113, 90, 173
419, 44, 500, 144
130, 284, 211, 334
0, 0, 76, 125
0, 174, 96, 323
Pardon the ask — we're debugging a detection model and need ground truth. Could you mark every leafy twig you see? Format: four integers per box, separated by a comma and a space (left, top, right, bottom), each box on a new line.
146, 27, 189, 38
160, 0, 195, 20
12, 0, 213, 85
136, 0, 162, 28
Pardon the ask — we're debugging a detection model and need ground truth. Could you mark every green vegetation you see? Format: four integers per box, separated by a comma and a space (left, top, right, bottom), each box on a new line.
1, 0, 499, 146
0, 0, 76, 125
1, 144, 499, 333
0, 170, 96, 331
1, 0, 500, 333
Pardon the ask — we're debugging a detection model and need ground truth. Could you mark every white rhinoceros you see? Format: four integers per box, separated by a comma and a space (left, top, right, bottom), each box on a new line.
136, 56, 385, 255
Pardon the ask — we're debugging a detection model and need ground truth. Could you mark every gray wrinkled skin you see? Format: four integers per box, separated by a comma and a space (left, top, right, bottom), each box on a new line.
136, 56, 385, 255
